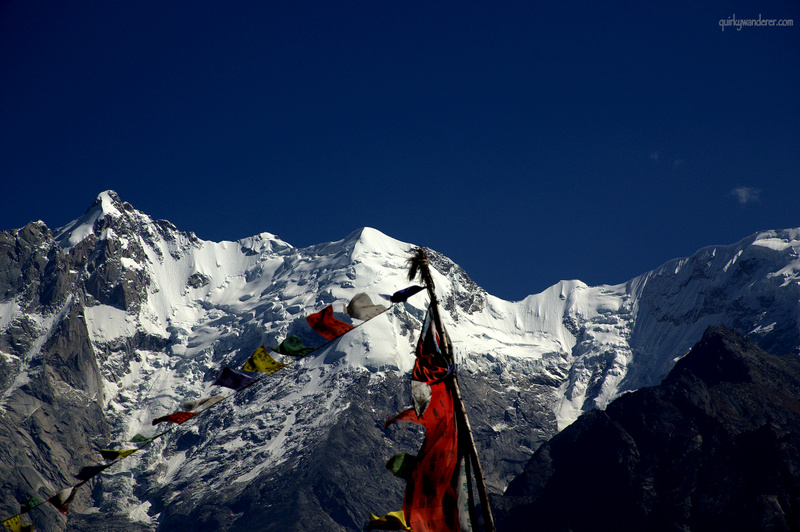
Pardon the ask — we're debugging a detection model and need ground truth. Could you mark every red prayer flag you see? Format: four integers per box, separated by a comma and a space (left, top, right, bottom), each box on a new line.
386, 382, 460, 532
152, 412, 197, 425
306, 305, 354, 341
411, 308, 450, 384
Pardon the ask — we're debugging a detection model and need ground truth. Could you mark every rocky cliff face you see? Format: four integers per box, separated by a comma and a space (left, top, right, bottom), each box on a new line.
0, 191, 798, 531
497, 326, 800, 531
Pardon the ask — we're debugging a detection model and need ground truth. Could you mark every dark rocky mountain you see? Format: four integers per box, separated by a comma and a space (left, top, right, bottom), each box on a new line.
497, 326, 800, 531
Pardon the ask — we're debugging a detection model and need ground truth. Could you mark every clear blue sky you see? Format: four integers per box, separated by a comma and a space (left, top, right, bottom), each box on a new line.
1, 1, 798, 300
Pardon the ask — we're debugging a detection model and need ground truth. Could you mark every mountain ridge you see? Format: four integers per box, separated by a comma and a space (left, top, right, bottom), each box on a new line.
0, 190, 798, 530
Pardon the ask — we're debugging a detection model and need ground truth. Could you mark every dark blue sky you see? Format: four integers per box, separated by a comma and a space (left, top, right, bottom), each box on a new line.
2, 1, 798, 300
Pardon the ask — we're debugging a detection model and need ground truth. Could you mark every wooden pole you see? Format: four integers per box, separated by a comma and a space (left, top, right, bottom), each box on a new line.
409, 248, 496, 532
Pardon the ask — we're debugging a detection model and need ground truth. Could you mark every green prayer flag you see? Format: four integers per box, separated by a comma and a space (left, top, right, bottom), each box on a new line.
273, 336, 316, 357
130, 434, 150, 443
242, 346, 288, 373
19, 494, 43, 514
385, 453, 417, 480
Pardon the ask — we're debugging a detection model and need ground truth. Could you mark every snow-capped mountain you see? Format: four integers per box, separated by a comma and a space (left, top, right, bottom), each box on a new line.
1, 191, 798, 531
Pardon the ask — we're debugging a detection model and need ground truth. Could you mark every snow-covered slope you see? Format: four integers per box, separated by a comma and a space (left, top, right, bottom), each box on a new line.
1, 191, 798, 531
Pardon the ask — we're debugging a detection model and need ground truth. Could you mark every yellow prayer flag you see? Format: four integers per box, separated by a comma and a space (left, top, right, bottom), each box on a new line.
100, 448, 139, 460
242, 346, 288, 374
366, 510, 411, 530
2, 514, 21, 532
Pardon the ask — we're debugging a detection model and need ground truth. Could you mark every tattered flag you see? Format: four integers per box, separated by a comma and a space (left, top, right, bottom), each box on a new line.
242, 346, 288, 374
152, 412, 197, 426
212, 367, 258, 392
306, 305, 354, 341
273, 335, 316, 357
345, 293, 387, 321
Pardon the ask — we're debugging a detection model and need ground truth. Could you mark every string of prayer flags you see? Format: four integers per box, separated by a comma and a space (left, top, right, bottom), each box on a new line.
365, 510, 412, 531
242, 346, 288, 374
75, 464, 112, 481
273, 335, 316, 357
212, 367, 258, 391
180, 396, 225, 412
380, 285, 424, 304
346, 293, 387, 321
306, 305, 354, 341
100, 448, 139, 461
0, 288, 418, 525
19, 494, 43, 514
152, 412, 197, 426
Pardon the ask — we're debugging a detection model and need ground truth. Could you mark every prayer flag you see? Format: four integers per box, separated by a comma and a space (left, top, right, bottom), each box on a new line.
100, 448, 139, 461
242, 346, 288, 374
180, 396, 225, 412
130, 434, 150, 443
386, 453, 417, 480
2, 515, 21, 532
366, 510, 411, 531
48, 486, 75, 514
152, 412, 197, 426
75, 463, 111, 481
455, 456, 474, 532
412, 307, 451, 384
19, 494, 43, 514
273, 335, 316, 357
306, 305, 354, 341
212, 367, 258, 392
380, 285, 424, 304
387, 382, 460, 532
345, 293, 387, 321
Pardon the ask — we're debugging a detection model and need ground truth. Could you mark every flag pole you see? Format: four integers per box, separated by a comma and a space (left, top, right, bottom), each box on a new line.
408, 248, 496, 532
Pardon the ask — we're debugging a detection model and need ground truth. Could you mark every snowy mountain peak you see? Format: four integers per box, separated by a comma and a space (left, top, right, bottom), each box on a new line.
1, 191, 798, 531
53, 190, 143, 251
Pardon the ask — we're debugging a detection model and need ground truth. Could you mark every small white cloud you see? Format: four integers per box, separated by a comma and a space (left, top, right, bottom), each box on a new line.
731, 186, 761, 205
649, 151, 660, 162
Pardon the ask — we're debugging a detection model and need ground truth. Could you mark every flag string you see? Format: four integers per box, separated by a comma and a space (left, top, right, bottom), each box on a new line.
1, 288, 423, 526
